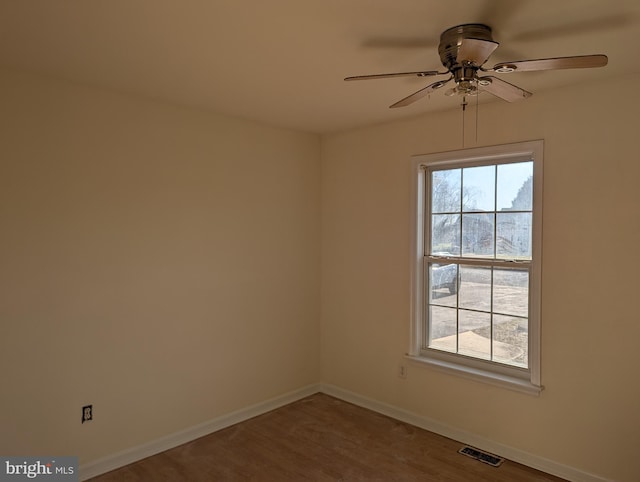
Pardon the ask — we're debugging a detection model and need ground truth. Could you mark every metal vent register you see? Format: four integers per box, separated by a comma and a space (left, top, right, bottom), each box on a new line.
458, 446, 505, 467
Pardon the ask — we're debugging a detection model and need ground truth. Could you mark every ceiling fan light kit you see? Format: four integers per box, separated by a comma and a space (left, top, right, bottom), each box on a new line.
345, 23, 608, 108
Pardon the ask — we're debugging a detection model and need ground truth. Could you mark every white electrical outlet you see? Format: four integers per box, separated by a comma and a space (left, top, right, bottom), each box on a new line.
398, 364, 407, 379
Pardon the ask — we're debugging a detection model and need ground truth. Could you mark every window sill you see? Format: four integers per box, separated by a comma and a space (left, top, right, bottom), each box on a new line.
405, 354, 543, 396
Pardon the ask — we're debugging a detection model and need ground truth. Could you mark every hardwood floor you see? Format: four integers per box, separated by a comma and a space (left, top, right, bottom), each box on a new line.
90, 393, 565, 481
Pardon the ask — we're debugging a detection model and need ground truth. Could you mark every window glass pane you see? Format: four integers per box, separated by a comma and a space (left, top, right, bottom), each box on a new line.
462, 165, 495, 212
428, 263, 458, 307
431, 214, 460, 255
462, 213, 494, 257
458, 310, 491, 359
496, 213, 532, 259
459, 266, 491, 312
497, 162, 533, 211
428, 306, 457, 352
492, 314, 528, 368
493, 269, 529, 318
432, 168, 461, 213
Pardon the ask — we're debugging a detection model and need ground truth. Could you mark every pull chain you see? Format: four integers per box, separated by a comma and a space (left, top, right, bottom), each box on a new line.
475, 82, 479, 144
461, 96, 468, 148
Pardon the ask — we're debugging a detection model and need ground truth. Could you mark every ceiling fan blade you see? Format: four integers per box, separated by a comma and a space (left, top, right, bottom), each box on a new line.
456, 38, 499, 66
479, 0, 527, 28
390, 78, 452, 108
478, 76, 532, 102
345, 71, 442, 81
510, 14, 635, 43
489, 54, 608, 73
361, 36, 439, 50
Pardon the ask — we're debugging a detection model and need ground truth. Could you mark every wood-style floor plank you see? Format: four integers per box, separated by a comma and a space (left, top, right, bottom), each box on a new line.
90, 393, 565, 481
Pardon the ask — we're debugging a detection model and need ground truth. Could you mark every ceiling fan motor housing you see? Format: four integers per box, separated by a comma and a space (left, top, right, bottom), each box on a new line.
438, 24, 494, 95
438, 23, 494, 70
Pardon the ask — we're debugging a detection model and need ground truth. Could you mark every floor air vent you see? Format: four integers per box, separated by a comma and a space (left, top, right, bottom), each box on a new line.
458, 446, 504, 467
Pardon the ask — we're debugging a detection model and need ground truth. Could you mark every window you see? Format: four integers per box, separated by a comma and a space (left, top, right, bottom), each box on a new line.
409, 141, 543, 395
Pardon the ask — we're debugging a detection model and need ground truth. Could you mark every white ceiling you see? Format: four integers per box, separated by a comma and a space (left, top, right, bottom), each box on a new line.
1, 0, 639, 134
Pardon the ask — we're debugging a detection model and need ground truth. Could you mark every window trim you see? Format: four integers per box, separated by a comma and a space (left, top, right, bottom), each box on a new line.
409, 140, 543, 395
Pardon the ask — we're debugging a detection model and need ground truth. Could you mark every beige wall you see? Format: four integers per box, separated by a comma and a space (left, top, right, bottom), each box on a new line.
320, 74, 640, 481
0, 70, 321, 463
2, 65, 639, 481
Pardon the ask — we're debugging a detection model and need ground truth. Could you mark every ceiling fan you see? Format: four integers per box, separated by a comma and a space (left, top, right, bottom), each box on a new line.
345, 24, 608, 108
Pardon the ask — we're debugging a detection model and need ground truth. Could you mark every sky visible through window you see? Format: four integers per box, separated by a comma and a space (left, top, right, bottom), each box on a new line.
462, 161, 533, 211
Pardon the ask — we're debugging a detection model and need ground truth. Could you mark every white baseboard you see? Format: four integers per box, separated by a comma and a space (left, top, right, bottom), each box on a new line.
319, 383, 611, 482
79, 382, 611, 482
79, 383, 321, 480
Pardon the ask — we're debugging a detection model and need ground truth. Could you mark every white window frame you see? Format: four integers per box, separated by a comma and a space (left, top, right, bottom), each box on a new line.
409, 140, 543, 395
